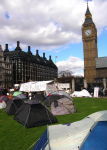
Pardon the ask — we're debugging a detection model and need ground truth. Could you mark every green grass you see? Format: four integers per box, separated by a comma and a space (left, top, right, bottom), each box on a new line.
0, 97, 107, 150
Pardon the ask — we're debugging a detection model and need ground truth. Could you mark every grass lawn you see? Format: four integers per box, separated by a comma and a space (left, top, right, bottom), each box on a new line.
0, 97, 107, 150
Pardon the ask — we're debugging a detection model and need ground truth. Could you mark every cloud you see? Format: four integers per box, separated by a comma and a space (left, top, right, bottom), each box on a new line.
1, 0, 106, 76
0, 0, 106, 49
56, 56, 84, 76
90, 0, 107, 31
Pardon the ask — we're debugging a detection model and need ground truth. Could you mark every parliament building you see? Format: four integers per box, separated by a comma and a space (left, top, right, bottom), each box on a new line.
3, 41, 57, 86
0, 45, 13, 88
82, 3, 107, 89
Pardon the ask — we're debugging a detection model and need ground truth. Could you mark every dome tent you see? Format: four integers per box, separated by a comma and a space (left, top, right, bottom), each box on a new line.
0, 95, 9, 103
5, 99, 24, 115
13, 93, 27, 100
14, 100, 57, 128
51, 97, 76, 115
45, 94, 65, 107
33, 111, 107, 150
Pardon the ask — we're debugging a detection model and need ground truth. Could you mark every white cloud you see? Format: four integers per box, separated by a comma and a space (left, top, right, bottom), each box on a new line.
0, 0, 107, 49
0, 0, 107, 76
89, 0, 107, 32
56, 56, 84, 76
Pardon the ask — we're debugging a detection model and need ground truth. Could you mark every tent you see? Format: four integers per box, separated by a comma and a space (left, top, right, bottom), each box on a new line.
0, 100, 6, 109
51, 90, 71, 99
0, 88, 8, 95
14, 100, 57, 128
33, 110, 107, 150
13, 93, 27, 100
32, 93, 46, 102
56, 83, 70, 91
45, 94, 66, 107
46, 83, 57, 96
5, 99, 23, 115
51, 97, 76, 115
19, 81, 54, 92
13, 91, 22, 96
71, 89, 92, 97
20, 81, 36, 92
0, 95, 9, 103
80, 121, 107, 150
0, 89, 3, 96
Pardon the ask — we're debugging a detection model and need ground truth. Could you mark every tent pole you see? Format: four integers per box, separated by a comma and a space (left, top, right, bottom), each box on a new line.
24, 106, 31, 127
47, 125, 51, 150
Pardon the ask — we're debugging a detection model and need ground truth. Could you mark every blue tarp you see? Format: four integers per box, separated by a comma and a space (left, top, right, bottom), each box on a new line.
80, 121, 107, 150
33, 130, 48, 150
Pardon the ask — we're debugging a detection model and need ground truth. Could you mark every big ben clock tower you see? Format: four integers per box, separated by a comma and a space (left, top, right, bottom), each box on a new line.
82, 3, 98, 85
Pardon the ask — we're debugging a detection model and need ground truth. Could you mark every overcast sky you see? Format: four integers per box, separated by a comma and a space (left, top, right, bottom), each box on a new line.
0, 0, 107, 76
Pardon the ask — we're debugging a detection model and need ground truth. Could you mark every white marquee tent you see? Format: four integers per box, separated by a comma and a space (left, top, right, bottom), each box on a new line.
19, 81, 56, 93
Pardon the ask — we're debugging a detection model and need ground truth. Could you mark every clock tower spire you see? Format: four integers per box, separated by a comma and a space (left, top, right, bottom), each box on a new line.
84, 1, 93, 25
82, 2, 98, 86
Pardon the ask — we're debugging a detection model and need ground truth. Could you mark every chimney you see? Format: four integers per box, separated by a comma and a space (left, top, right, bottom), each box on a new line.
43, 52, 45, 58
15, 41, 21, 51
28, 46, 30, 52
5, 44, 9, 51
0, 45, 3, 51
49, 55, 51, 60
17, 41, 20, 47
28, 46, 32, 54
36, 49, 39, 55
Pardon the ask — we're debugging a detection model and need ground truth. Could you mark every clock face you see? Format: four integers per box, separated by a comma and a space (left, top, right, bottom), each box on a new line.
85, 29, 92, 36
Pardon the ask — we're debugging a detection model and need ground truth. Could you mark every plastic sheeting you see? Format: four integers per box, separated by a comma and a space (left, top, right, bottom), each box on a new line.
80, 121, 107, 150
34, 110, 107, 150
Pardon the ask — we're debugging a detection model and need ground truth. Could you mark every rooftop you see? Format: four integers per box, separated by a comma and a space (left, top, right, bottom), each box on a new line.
96, 57, 107, 68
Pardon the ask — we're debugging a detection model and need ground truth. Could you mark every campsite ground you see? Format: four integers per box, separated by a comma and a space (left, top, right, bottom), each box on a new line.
0, 97, 107, 150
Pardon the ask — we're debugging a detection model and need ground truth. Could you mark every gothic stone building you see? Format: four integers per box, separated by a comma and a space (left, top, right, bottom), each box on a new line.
0, 45, 13, 88
4, 41, 58, 85
82, 4, 107, 89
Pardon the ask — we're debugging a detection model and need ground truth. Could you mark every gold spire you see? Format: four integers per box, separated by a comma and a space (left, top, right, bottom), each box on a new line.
83, 0, 93, 25
87, 0, 88, 7
85, 0, 92, 20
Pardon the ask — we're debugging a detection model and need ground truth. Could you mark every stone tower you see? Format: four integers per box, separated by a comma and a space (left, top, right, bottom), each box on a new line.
82, 3, 98, 85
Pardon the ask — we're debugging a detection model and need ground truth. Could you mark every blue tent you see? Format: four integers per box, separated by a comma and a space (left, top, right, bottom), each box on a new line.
80, 121, 107, 150
33, 130, 48, 150
33, 111, 107, 150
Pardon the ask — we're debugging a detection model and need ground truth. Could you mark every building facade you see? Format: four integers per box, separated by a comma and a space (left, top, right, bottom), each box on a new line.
4, 41, 58, 85
57, 76, 84, 92
0, 45, 5, 88
82, 4, 107, 89
0, 45, 13, 89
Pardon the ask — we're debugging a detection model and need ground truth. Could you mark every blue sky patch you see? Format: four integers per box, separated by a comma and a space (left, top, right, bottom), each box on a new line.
4, 12, 10, 19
